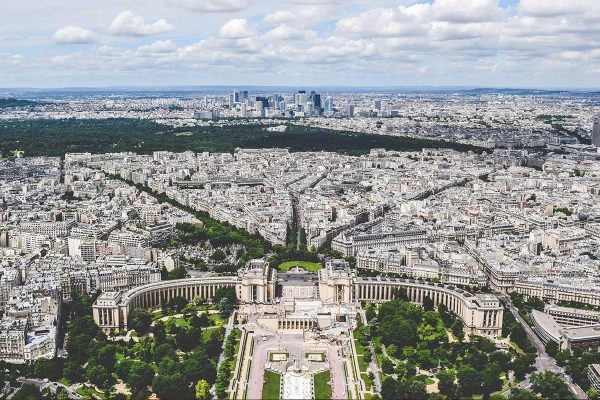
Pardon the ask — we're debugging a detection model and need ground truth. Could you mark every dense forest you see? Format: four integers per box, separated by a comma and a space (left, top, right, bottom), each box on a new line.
0, 118, 485, 158
0, 98, 42, 109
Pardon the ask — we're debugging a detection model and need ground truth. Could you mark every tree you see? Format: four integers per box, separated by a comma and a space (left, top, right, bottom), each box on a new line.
382, 358, 394, 374
513, 354, 535, 380
365, 303, 376, 322
489, 351, 512, 373
195, 379, 210, 400
154, 343, 177, 364
206, 327, 226, 358
437, 370, 456, 397
115, 359, 134, 382
86, 363, 114, 389
509, 388, 539, 400
545, 341, 559, 357
12, 384, 42, 400
152, 373, 191, 400
457, 365, 481, 397
33, 357, 62, 382
63, 360, 85, 383
379, 318, 416, 348
153, 320, 167, 345
210, 249, 227, 262
530, 371, 571, 399
218, 297, 234, 319
451, 319, 465, 341
403, 378, 428, 400
381, 378, 398, 400
555, 349, 571, 366
91, 343, 118, 372
423, 295, 434, 311
386, 344, 397, 357
416, 349, 434, 369
481, 363, 503, 395
127, 361, 155, 392
129, 308, 152, 335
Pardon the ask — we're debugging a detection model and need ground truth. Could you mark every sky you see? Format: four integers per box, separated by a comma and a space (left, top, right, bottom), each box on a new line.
1, 0, 599, 88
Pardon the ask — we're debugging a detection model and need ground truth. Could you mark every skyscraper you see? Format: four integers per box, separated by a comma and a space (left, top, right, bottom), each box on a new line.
593, 118, 600, 147
324, 96, 334, 113
295, 91, 309, 107
256, 97, 269, 109
347, 104, 355, 118
312, 94, 321, 109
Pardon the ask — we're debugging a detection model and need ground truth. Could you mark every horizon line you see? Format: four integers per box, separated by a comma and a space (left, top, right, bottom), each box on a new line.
1, 84, 600, 92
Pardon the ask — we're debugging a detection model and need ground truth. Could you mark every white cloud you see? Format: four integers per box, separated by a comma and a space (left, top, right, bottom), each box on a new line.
167, 0, 251, 12
431, 0, 506, 23
137, 40, 177, 53
336, 7, 426, 38
518, 0, 589, 18
53, 25, 96, 44
108, 10, 175, 37
6, 0, 600, 87
262, 25, 315, 41
0, 53, 24, 66
219, 19, 252, 39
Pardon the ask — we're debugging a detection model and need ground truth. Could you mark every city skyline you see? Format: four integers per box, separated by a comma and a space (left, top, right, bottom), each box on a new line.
2, 0, 600, 88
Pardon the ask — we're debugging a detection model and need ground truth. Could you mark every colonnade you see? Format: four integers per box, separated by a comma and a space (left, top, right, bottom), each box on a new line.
277, 319, 314, 330
93, 277, 238, 331
354, 277, 503, 336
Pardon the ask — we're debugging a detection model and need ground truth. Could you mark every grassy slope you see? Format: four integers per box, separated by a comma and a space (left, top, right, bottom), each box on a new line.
314, 370, 333, 400
262, 370, 281, 400
278, 260, 323, 272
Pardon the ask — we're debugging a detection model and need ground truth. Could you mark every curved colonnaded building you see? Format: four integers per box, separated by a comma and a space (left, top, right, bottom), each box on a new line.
93, 259, 503, 337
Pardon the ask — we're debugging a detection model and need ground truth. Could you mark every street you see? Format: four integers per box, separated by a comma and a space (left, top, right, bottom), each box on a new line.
507, 303, 588, 399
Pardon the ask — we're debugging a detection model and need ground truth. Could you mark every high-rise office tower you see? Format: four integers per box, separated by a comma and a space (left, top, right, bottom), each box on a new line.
347, 104, 355, 118
324, 96, 334, 113
295, 91, 309, 107
593, 118, 600, 147
256, 97, 269, 109
307, 101, 314, 115
232, 90, 240, 103
374, 100, 382, 110
312, 94, 321, 109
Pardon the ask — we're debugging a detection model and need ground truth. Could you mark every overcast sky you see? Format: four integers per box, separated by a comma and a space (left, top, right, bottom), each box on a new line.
1, 0, 599, 88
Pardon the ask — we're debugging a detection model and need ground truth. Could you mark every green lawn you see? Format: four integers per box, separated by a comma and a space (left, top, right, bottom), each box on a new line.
509, 340, 525, 354
229, 328, 243, 373
262, 370, 281, 400
76, 387, 106, 399
357, 355, 369, 373
170, 316, 191, 328
278, 261, 322, 272
314, 370, 332, 400
353, 339, 370, 372
361, 372, 373, 391
353, 338, 366, 355
209, 313, 224, 326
